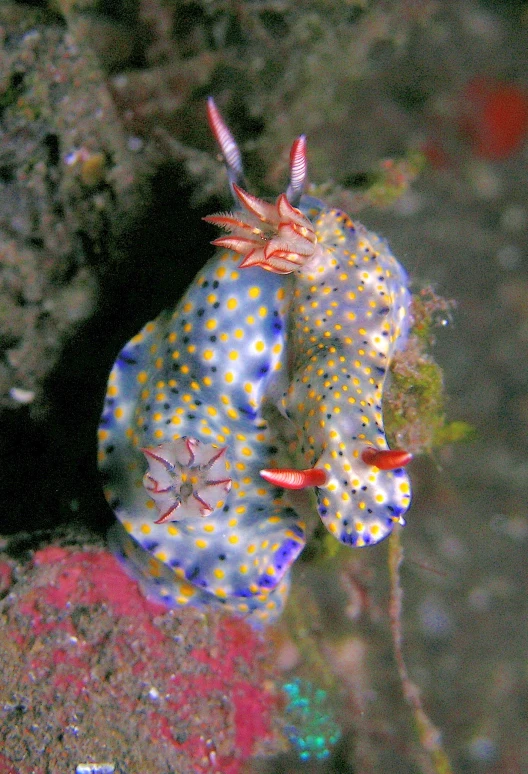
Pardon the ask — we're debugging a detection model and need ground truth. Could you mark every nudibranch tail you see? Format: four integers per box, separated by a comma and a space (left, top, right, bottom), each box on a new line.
260, 467, 328, 490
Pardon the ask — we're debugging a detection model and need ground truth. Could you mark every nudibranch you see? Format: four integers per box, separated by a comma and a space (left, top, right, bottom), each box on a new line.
98, 98, 413, 625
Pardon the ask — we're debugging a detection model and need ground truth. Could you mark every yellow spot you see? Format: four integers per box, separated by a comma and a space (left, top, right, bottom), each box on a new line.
228, 350, 239, 361
248, 286, 260, 299
247, 543, 256, 554
203, 523, 215, 533
179, 582, 196, 598
228, 534, 239, 545
148, 559, 162, 578
195, 539, 208, 549
114, 407, 124, 420
214, 568, 225, 580
227, 297, 238, 310
140, 524, 151, 534
203, 349, 214, 360
137, 371, 148, 385
167, 525, 179, 536
205, 319, 217, 331
224, 372, 234, 383
255, 340, 265, 353
239, 564, 248, 574
183, 302, 193, 313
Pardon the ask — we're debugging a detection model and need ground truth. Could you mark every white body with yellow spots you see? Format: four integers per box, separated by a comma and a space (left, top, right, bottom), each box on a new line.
282, 199, 412, 546
99, 249, 305, 625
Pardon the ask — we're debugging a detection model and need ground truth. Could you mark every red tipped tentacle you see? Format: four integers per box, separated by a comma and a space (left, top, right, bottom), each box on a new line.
361, 447, 413, 470
260, 467, 328, 489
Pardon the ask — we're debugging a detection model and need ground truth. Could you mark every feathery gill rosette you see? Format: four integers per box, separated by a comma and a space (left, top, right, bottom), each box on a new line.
204, 184, 321, 275
142, 438, 232, 523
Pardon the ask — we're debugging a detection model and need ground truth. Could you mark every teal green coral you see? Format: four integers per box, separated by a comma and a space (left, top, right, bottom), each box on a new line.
282, 678, 341, 761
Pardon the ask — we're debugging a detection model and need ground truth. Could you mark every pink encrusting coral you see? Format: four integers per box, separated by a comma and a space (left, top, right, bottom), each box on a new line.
0, 544, 285, 773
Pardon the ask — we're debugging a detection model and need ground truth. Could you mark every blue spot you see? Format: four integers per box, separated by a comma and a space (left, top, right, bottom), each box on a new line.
239, 405, 257, 420
273, 539, 300, 571
257, 573, 277, 589
117, 352, 138, 366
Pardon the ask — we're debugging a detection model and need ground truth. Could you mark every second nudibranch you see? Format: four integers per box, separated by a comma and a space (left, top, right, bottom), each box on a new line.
278, 199, 412, 546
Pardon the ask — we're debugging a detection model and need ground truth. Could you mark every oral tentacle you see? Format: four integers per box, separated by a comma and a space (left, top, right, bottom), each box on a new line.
260, 467, 328, 490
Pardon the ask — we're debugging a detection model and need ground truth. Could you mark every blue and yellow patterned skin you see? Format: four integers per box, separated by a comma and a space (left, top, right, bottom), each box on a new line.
98, 99, 413, 625
281, 199, 411, 547
98, 253, 305, 625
